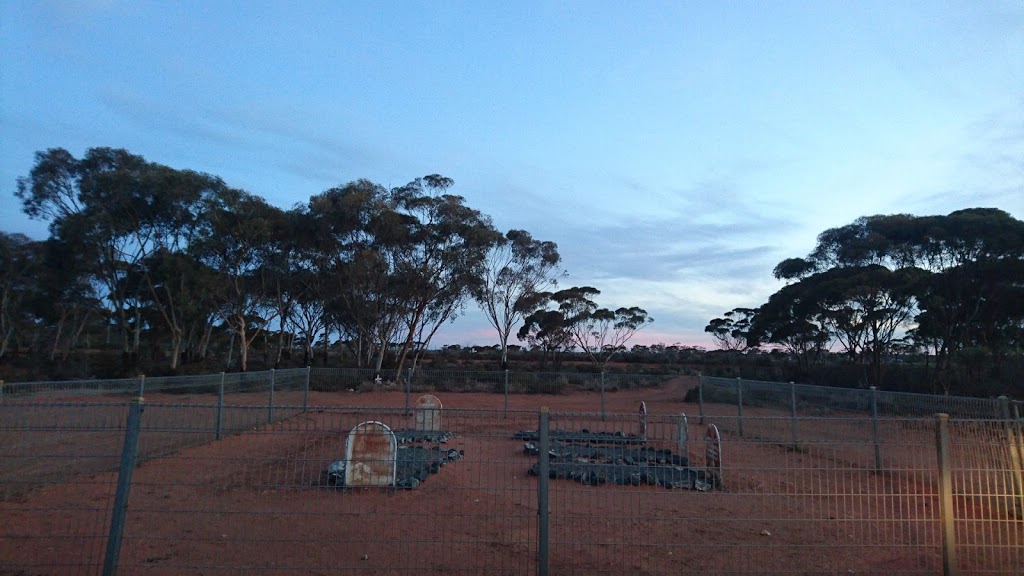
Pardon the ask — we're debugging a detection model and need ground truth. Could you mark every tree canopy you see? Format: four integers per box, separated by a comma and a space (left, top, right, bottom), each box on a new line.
708, 208, 1024, 394
6, 146, 652, 377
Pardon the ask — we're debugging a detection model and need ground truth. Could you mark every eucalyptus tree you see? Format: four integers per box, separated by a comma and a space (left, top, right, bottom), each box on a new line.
517, 307, 573, 367
899, 209, 1024, 390
33, 236, 103, 362
131, 248, 219, 370
0, 233, 42, 359
769, 263, 918, 386
131, 167, 226, 370
285, 206, 329, 365
194, 187, 283, 371
474, 229, 562, 369
15, 147, 173, 371
704, 307, 757, 351
745, 282, 831, 373
550, 286, 653, 370
753, 208, 1024, 392
305, 179, 404, 370
388, 176, 503, 375
260, 207, 308, 367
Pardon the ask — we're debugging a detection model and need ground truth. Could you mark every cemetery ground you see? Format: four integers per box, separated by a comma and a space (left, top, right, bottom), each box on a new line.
2, 377, 1020, 574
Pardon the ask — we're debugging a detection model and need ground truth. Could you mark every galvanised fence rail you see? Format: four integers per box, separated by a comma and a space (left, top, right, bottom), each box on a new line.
2, 391, 1022, 574
1, 367, 671, 417
696, 375, 1018, 422
695, 376, 1024, 493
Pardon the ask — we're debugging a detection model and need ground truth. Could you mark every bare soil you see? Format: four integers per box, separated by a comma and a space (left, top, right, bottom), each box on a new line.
2, 376, 1021, 575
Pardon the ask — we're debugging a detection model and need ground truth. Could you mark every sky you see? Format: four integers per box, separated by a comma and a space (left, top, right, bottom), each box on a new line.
2, 0, 1023, 349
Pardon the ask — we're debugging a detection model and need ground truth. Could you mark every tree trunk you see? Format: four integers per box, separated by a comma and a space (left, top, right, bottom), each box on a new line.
0, 326, 11, 359
169, 329, 183, 371
238, 321, 249, 372
199, 321, 213, 360
50, 312, 66, 362
62, 309, 92, 362
240, 339, 249, 372
226, 331, 235, 370
275, 326, 287, 368
322, 327, 329, 367
132, 307, 142, 356
373, 340, 386, 374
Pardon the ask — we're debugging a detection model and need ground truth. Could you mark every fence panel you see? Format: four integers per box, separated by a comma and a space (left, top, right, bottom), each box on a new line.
698, 375, 1005, 422
2, 377, 142, 400
540, 409, 953, 575
4, 382, 1023, 575
0, 401, 131, 576
947, 418, 1024, 572
2, 367, 673, 403
414, 368, 504, 393
112, 404, 541, 575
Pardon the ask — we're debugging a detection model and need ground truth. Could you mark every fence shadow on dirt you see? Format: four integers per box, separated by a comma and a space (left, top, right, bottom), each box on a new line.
1, 373, 1022, 575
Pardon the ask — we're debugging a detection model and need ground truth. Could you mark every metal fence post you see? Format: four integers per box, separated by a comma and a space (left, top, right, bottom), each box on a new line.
789, 381, 798, 448
998, 396, 1024, 518
268, 369, 275, 424
538, 407, 550, 576
137, 375, 145, 397
102, 396, 144, 576
503, 369, 509, 417
303, 366, 311, 412
736, 377, 744, 438
697, 374, 705, 425
935, 413, 959, 576
870, 386, 881, 471
216, 372, 225, 440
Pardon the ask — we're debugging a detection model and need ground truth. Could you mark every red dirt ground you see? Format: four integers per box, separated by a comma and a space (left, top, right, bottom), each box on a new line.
2, 376, 1021, 575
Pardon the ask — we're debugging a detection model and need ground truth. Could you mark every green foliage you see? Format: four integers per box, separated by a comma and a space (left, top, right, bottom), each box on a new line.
714, 208, 1024, 395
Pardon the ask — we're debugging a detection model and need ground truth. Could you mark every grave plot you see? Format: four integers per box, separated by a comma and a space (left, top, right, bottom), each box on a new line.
521, 409, 721, 491
513, 428, 646, 445
513, 401, 650, 445
326, 445, 463, 489
324, 395, 463, 490
523, 441, 712, 490
522, 441, 688, 466
393, 429, 454, 444
391, 394, 455, 444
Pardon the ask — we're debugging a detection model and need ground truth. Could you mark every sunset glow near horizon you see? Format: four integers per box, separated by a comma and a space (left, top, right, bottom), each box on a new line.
2, 1, 1022, 349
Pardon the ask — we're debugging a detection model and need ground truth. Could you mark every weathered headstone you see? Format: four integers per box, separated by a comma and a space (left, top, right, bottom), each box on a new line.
415, 394, 443, 432
639, 401, 648, 439
705, 423, 722, 487
344, 421, 397, 487
677, 413, 688, 456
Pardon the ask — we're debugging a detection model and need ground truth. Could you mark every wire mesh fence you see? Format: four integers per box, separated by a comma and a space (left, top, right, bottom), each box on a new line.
2, 377, 1022, 575
697, 375, 1013, 421
1, 367, 672, 401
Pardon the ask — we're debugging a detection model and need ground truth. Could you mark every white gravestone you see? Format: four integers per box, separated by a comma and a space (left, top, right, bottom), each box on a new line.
415, 394, 443, 432
705, 423, 722, 487
677, 413, 688, 457
639, 401, 648, 440
344, 421, 397, 487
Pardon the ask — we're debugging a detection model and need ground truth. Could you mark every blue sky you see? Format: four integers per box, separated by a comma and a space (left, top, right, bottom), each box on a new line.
2, 1, 1022, 348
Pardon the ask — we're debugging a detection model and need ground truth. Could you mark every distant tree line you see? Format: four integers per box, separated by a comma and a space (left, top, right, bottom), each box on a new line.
706, 209, 1024, 396
1, 147, 651, 378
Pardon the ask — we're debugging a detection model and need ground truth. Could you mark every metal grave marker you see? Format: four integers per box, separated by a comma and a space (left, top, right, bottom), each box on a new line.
705, 423, 722, 487
639, 401, 648, 440
344, 421, 397, 487
677, 413, 688, 457
415, 394, 443, 432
